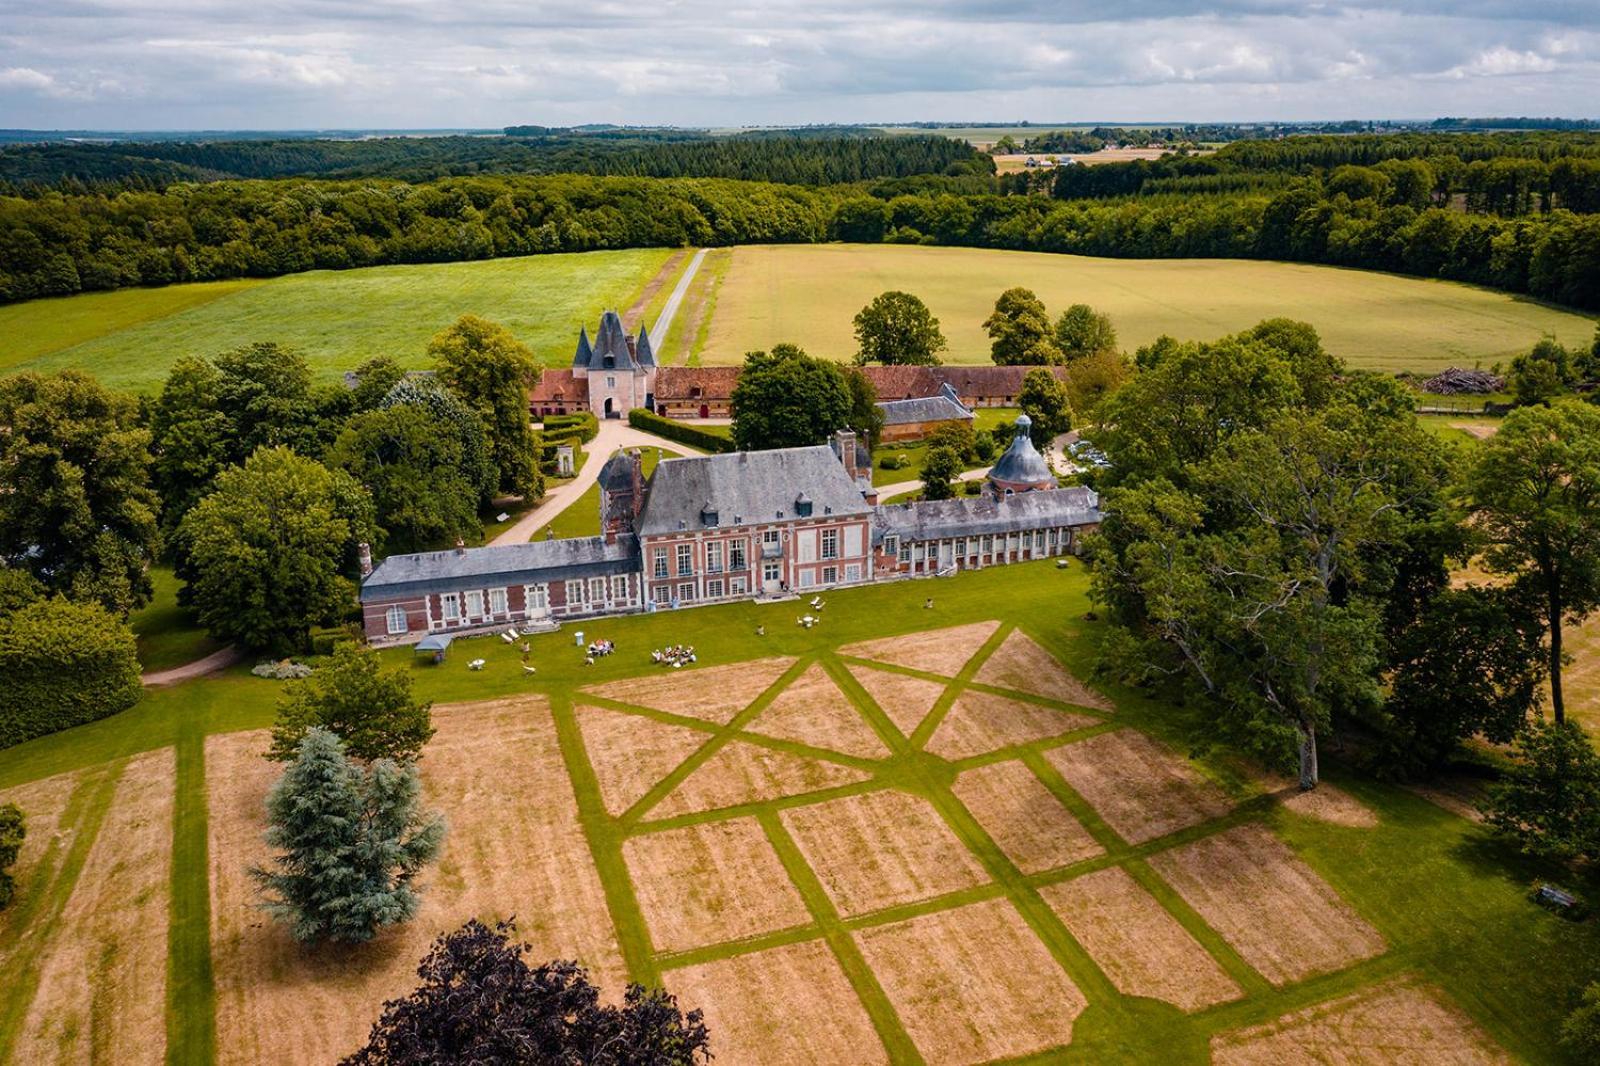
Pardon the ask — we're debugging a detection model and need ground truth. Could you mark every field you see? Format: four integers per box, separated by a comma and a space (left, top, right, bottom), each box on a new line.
0, 563, 1596, 1064
0, 249, 675, 392
702, 244, 1597, 373
991, 148, 1206, 174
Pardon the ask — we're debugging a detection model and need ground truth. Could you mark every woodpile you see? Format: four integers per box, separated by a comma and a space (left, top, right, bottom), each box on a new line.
1420, 368, 1504, 395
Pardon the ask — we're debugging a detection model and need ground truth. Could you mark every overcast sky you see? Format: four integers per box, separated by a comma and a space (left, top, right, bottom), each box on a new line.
2, 1, 1597, 130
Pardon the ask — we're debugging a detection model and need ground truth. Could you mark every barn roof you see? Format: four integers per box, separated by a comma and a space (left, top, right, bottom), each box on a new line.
530, 369, 589, 405
877, 382, 973, 426
654, 366, 741, 401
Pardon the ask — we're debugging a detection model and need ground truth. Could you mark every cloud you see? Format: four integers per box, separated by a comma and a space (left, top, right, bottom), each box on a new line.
0, 1, 1595, 128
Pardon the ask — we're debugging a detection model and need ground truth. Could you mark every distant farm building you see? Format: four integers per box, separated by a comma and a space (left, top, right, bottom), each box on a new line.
876, 382, 975, 442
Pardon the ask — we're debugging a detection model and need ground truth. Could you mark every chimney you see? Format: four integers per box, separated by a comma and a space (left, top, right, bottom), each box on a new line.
834, 429, 857, 480
454, 538, 466, 556
358, 542, 373, 577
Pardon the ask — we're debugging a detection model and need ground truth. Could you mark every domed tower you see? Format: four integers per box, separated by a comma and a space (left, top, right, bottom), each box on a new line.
987, 414, 1055, 495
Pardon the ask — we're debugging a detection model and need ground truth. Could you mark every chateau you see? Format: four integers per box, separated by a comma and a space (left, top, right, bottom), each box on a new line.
359, 420, 1100, 642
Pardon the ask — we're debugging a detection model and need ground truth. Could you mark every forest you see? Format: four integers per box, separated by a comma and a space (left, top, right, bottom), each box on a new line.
2, 131, 1598, 311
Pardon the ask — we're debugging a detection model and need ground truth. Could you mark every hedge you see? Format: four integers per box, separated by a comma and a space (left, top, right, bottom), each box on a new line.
627, 409, 737, 454
0, 598, 143, 749
541, 412, 599, 444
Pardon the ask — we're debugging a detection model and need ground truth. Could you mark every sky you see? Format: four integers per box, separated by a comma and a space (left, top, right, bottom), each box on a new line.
1, 1, 1597, 131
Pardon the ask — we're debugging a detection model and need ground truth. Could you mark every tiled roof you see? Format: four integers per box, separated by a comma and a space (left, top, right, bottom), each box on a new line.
877, 385, 973, 425
530, 369, 589, 404
654, 366, 742, 401
360, 535, 639, 601
637, 446, 870, 535
873, 487, 1100, 544
989, 416, 1053, 484
861, 366, 1067, 401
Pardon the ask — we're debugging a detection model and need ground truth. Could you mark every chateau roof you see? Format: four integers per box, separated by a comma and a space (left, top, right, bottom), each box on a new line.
873, 487, 1100, 544
360, 535, 639, 601
573, 310, 638, 371
989, 415, 1053, 485
637, 446, 869, 535
634, 326, 656, 368
877, 382, 973, 426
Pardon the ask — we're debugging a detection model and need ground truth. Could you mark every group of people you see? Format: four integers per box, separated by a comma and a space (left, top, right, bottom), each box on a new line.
584, 639, 616, 665
653, 645, 697, 668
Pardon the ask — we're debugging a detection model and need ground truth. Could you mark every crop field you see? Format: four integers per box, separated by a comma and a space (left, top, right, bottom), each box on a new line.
0, 564, 1594, 1063
0, 248, 675, 392
702, 244, 1596, 373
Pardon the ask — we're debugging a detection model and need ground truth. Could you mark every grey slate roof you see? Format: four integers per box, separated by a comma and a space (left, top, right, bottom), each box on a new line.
573, 311, 637, 371
876, 385, 974, 426
989, 415, 1053, 484
637, 446, 870, 536
361, 535, 639, 602
634, 326, 656, 367
571, 326, 594, 368
873, 487, 1100, 545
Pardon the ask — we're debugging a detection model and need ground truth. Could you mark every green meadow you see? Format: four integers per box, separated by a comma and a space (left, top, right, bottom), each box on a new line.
0, 249, 674, 392
704, 244, 1597, 373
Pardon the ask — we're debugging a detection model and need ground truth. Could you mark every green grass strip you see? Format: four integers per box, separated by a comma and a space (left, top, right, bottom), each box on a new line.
165, 725, 216, 1066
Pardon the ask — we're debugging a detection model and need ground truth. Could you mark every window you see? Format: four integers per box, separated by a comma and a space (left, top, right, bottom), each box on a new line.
898, 542, 911, 564
845, 564, 861, 583
730, 539, 747, 569
954, 537, 966, 556
489, 587, 508, 615
981, 535, 994, 554
762, 529, 780, 547
822, 566, 837, 585
653, 549, 668, 579
707, 579, 724, 598
606, 375, 616, 388
799, 571, 815, 588
525, 583, 548, 610
731, 577, 747, 595
441, 593, 460, 622
653, 585, 671, 605
565, 580, 583, 605
706, 541, 723, 573
821, 529, 839, 560
677, 582, 695, 603
611, 575, 629, 601
883, 535, 898, 557
588, 577, 605, 603
386, 606, 408, 635
913, 544, 925, 562
763, 562, 781, 583
1034, 530, 1046, 550
676, 543, 693, 576
465, 590, 484, 618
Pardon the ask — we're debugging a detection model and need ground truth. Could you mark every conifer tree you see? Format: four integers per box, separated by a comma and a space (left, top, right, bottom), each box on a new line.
253, 728, 445, 944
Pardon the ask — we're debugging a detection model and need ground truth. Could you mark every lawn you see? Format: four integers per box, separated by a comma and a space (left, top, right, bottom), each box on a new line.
871, 441, 988, 487
1, 562, 1595, 1063
2, 248, 675, 392
703, 244, 1597, 374
129, 565, 225, 673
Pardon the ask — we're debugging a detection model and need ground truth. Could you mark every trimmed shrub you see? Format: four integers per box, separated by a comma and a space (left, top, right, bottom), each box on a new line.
0, 598, 142, 749
540, 412, 599, 444
627, 409, 737, 454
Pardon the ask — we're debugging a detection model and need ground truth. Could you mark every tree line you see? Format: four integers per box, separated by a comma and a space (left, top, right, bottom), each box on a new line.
0, 133, 988, 193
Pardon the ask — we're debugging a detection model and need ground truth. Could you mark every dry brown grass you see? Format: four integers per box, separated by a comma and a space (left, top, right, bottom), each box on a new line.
1039, 865, 1241, 1012
209, 697, 624, 1064
1402, 778, 1488, 823
0, 769, 82, 946
667, 938, 887, 1065
13, 748, 175, 1065
927, 690, 1097, 760
748, 663, 889, 759
839, 620, 1000, 677
951, 760, 1101, 874
575, 704, 710, 815
1148, 823, 1385, 986
651, 741, 869, 820
624, 817, 812, 953
856, 897, 1086, 1065
780, 789, 989, 917
1449, 421, 1499, 440
1044, 730, 1233, 844
582, 657, 797, 723
1257, 774, 1379, 828
845, 663, 947, 736
973, 629, 1113, 710
1211, 976, 1512, 1064
1560, 615, 1600, 738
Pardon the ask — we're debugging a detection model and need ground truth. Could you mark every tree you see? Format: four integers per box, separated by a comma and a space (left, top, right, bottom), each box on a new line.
382, 377, 498, 507
852, 291, 946, 366
1381, 584, 1546, 775
344, 919, 710, 1065
921, 445, 962, 501
1562, 983, 1600, 1060
0, 803, 23, 909
329, 405, 482, 554
1482, 719, 1600, 864
178, 447, 376, 655
1507, 337, 1576, 406
212, 342, 324, 460
1053, 304, 1117, 361
349, 357, 408, 412
0, 370, 160, 615
1062, 348, 1131, 424
730, 345, 853, 451
1018, 368, 1073, 448
149, 356, 229, 539
1462, 400, 1600, 723
843, 368, 885, 450
254, 727, 445, 944
926, 421, 976, 463
0, 596, 143, 749
429, 316, 542, 498
983, 288, 1060, 366
0, 570, 45, 616
269, 644, 435, 763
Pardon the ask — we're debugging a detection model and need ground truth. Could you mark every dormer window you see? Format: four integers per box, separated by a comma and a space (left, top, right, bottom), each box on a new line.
701, 502, 719, 528
795, 493, 813, 518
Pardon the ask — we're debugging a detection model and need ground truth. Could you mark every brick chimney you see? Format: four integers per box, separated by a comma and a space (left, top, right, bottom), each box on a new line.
358, 542, 373, 577
834, 429, 858, 480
